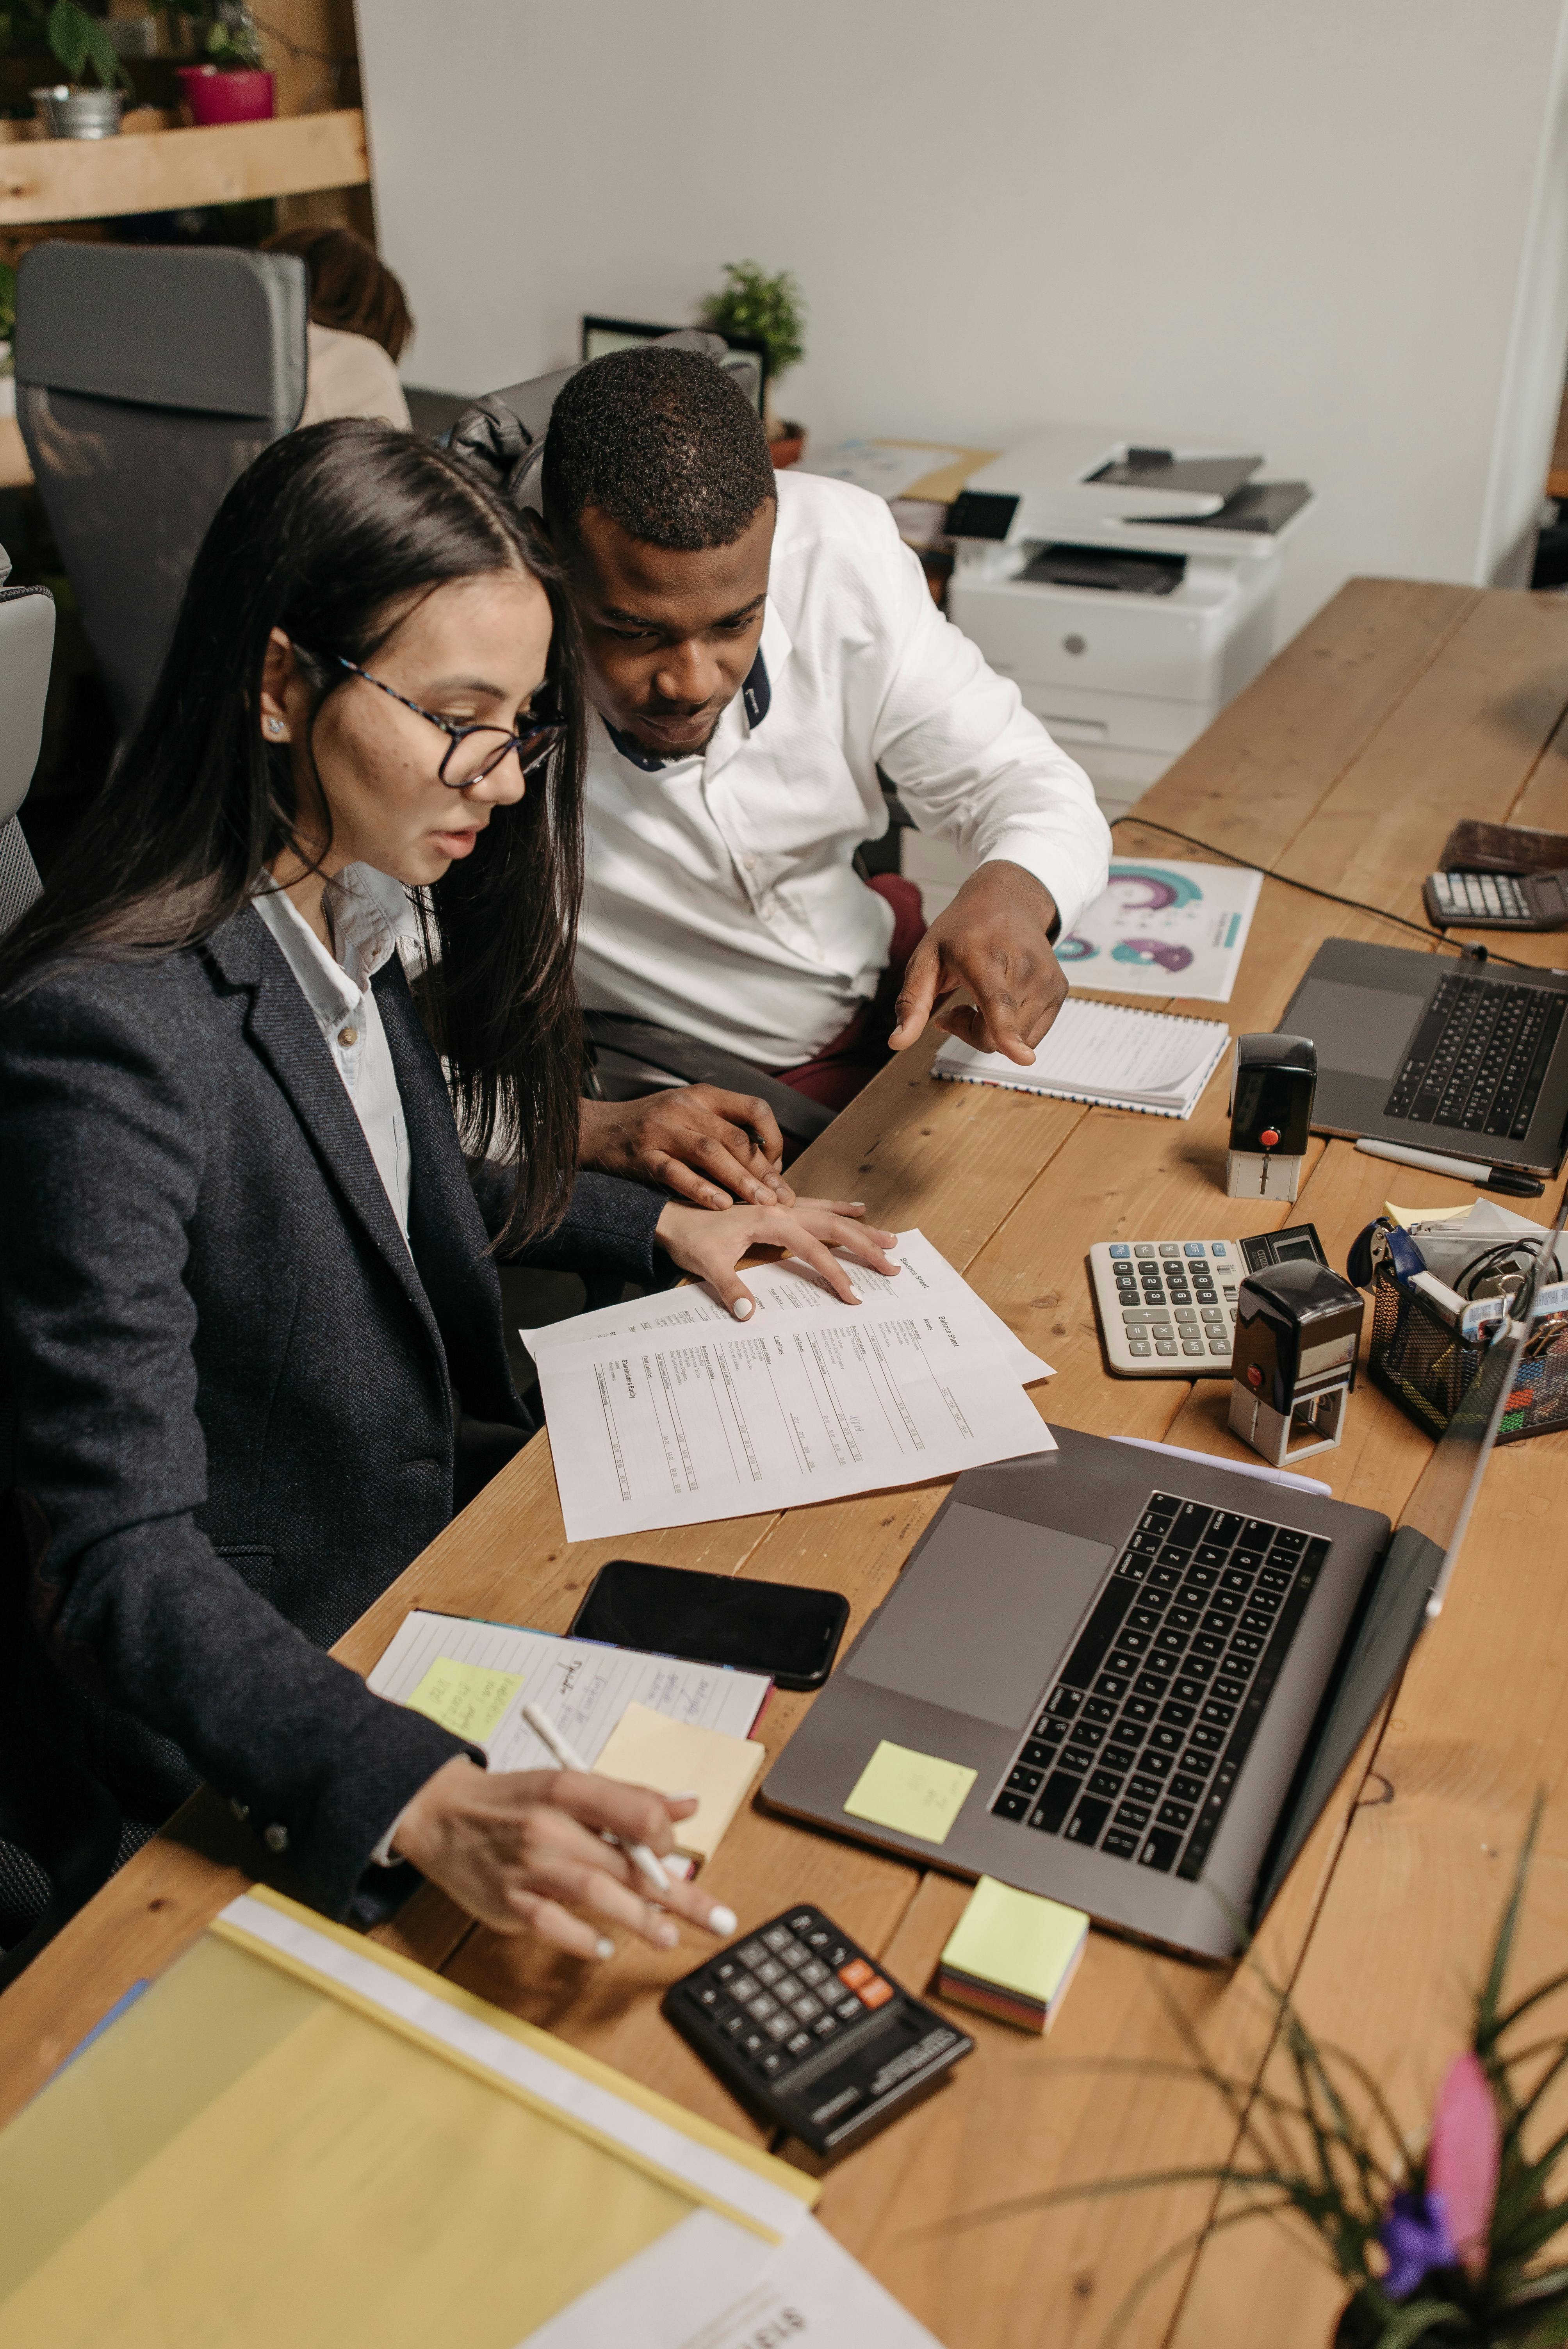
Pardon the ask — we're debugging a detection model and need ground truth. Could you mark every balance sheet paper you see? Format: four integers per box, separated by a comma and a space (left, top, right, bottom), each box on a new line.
536, 1246, 1054, 1543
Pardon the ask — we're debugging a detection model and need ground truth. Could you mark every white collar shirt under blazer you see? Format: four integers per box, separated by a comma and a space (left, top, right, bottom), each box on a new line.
252, 864, 420, 1246
574, 467, 1112, 1070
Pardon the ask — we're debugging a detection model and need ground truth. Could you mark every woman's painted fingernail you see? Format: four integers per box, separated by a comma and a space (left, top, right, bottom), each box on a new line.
732, 1297, 754, 1320
669, 1790, 701, 1802
707, 1904, 737, 1936
595, 1936, 615, 1960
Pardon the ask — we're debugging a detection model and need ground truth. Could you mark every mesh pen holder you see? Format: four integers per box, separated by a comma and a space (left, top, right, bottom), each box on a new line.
1365, 1263, 1568, 1443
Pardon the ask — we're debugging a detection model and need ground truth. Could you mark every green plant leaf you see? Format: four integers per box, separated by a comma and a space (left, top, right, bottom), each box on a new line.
1372, 2301, 1466, 2349
1520, 2296, 1568, 2346
47, 0, 89, 79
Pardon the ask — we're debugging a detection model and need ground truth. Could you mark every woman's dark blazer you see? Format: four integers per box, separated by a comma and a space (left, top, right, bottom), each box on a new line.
0, 906, 665, 1919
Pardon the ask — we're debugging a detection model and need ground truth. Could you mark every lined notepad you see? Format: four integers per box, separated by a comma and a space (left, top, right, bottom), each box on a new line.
934, 998, 1229, 1119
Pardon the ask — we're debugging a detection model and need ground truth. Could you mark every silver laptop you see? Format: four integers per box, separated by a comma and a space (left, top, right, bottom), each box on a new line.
1283, 937, 1568, 1175
763, 1198, 1562, 1960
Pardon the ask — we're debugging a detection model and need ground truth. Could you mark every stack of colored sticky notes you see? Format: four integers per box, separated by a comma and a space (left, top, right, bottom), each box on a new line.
935, 1877, 1089, 2033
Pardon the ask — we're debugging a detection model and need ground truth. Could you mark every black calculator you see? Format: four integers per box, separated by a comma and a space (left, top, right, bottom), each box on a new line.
1424, 868, 1568, 930
663, 1903, 973, 2165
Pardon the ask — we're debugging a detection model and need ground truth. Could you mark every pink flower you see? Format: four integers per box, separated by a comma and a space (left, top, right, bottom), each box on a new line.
1427, 2052, 1502, 2278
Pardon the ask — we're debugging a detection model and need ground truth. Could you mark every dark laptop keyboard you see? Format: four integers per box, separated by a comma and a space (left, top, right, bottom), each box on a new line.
990, 1492, 1328, 1883
1383, 973, 1565, 1139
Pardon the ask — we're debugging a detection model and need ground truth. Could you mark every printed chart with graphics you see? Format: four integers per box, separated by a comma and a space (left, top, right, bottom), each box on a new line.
1058, 859, 1262, 1003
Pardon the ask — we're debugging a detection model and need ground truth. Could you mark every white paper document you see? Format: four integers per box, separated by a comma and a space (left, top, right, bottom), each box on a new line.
934, 998, 1228, 1119
365, 1609, 770, 1771
798, 437, 969, 500
1058, 857, 1263, 1003
535, 1285, 1053, 1544
523, 1229, 1052, 1387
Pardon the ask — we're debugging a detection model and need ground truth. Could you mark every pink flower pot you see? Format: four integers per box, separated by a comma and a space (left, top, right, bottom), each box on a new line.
176, 66, 275, 126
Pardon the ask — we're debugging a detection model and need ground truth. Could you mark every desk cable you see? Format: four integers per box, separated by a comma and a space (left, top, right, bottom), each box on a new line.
1111, 816, 1539, 971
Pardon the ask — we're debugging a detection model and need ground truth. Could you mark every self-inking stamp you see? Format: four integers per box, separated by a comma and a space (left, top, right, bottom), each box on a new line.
1228, 1261, 1365, 1466
1226, 1033, 1317, 1201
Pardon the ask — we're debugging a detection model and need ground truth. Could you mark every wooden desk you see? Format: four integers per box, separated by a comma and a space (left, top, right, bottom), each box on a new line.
4, 577, 1568, 2345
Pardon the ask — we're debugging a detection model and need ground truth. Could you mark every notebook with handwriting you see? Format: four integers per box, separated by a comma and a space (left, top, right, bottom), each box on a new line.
933, 998, 1228, 1119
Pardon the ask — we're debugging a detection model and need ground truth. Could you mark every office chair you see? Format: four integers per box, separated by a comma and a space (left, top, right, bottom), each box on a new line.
449, 337, 834, 1158
14, 242, 308, 736
0, 570, 53, 936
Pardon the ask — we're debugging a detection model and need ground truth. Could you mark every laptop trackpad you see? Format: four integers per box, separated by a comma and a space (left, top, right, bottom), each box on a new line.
1290, 977, 1427, 1082
845, 1502, 1115, 1730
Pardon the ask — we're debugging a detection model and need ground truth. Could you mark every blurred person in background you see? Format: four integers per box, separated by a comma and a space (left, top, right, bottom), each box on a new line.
263, 222, 413, 430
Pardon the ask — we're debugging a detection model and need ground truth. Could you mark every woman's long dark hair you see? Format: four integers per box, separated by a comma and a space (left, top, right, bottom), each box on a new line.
0, 418, 586, 1247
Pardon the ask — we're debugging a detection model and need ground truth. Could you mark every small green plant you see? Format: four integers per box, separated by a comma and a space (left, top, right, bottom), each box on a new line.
201, 4, 263, 69
0, 0, 130, 90
931, 1800, 1568, 2347
701, 260, 806, 436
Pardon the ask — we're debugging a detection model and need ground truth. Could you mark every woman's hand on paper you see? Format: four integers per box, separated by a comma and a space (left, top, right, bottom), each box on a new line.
392, 1757, 729, 1957
889, 861, 1066, 1065
655, 1196, 899, 1318
579, 1086, 795, 1209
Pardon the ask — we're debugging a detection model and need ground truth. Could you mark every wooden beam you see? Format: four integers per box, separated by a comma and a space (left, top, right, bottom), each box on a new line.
0, 107, 367, 227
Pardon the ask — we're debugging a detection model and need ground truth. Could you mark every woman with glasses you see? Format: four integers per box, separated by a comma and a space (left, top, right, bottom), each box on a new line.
0, 419, 896, 1950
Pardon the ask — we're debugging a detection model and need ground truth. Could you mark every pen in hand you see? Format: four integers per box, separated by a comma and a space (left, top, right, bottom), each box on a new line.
522, 1700, 699, 1909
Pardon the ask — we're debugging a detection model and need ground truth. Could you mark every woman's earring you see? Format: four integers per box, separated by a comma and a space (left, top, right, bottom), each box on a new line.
266, 718, 286, 739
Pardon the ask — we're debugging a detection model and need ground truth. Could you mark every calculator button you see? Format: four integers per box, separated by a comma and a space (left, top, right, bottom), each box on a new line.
861, 1976, 895, 2009
791, 1993, 823, 2023
1208, 1342, 1229, 1356
737, 1941, 768, 1967
813, 2014, 838, 2038
1175, 1309, 1198, 1324
786, 2030, 813, 2055
1158, 1244, 1181, 1256
1110, 1243, 1131, 1257
839, 1958, 874, 1989
748, 1993, 778, 2020
1129, 1342, 1153, 1357
764, 2013, 794, 2041
761, 2051, 786, 2076
1210, 1243, 1227, 1256
1182, 1342, 1204, 1357
788, 1912, 815, 1932
722, 2013, 747, 2037
1183, 1243, 1205, 1256
763, 1927, 792, 1952
1134, 1244, 1156, 1257
731, 1973, 759, 2001
798, 1957, 829, 1986
740, 2029, 766, 2056
697, 1985, 726, 2012
834, 1996, 862, 2021
1156, 1342, 1178, 1356
715, 1958, 741, 1980
753, 1957, 785, 1985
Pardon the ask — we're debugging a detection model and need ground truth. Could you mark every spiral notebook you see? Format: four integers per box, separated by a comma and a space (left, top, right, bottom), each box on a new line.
933, 998, 1229, 1119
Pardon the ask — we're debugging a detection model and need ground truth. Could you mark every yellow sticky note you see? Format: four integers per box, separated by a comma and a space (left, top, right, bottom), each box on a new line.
940, 1877, 1088, 2005
842, 1740, 976, 1845
405, 1656, 522, 1745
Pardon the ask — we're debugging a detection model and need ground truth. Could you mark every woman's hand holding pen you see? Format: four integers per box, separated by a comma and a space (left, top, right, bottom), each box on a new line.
391, 1757, 732, 1957
654, 1197, 899, 1318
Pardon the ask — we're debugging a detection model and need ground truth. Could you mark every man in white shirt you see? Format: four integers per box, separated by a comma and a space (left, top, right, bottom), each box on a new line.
545, 347, 1111, 1208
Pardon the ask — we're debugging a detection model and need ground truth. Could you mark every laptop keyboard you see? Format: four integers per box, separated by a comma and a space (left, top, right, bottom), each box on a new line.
989, 1491, 1329, 1883
1383, 973, 1565, 1138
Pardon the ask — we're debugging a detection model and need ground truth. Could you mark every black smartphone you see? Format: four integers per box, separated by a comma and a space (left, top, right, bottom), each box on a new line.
568, 1559, 850, 1691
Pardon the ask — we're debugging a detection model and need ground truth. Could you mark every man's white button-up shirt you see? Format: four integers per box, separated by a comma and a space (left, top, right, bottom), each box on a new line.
575, 468, 1112, 1070
252, 863, 419, 1243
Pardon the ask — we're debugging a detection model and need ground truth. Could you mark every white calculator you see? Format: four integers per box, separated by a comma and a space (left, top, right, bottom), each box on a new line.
1089, 1225, 1328, 1377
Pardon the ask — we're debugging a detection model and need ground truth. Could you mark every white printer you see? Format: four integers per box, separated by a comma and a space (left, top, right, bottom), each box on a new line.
945, 426, 1314, 821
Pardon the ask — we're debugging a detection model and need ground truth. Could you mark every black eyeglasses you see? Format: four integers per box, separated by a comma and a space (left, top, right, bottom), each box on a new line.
315, 651, 564, 789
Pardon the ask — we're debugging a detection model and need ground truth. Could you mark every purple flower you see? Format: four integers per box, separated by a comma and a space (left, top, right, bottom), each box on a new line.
1379, 2189, 1456, 2300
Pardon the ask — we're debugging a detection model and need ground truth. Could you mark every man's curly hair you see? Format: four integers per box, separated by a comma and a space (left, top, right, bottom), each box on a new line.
542, 344, 775, 552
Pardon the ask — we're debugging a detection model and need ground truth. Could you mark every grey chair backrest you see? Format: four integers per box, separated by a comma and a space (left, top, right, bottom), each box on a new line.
14, 243, 307, 737
447, 329, 759, 514
0, 561, 55, 937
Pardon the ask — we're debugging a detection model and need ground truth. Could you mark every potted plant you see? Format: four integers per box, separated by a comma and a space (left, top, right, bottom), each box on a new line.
702, 260, 808, 467
936, 1801, 1568, 2347
176, 4, 273, 124
14, 0, 130, 137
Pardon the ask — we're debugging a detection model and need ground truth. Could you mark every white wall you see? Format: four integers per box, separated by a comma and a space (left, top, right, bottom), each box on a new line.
357, 0, 1568, 647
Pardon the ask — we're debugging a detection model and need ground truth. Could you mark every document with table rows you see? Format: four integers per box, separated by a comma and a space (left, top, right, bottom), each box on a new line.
538, 1299, 1053, 1542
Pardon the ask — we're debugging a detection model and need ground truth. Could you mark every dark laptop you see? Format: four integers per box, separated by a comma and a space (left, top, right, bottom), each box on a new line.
763, 1195, 1562, 1961
1283, 937, 1568, 1175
